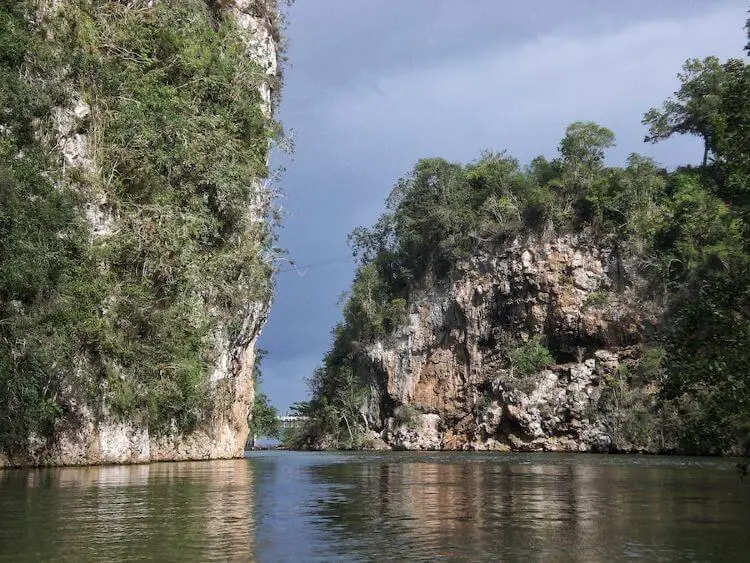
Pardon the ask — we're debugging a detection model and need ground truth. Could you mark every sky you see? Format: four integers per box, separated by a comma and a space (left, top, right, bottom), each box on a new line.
258, 0, 750, 413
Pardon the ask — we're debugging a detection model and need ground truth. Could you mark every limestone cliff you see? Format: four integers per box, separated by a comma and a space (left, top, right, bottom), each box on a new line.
300, 68, 750, 455
360, 235, 664, 452
0, 0, 281, 466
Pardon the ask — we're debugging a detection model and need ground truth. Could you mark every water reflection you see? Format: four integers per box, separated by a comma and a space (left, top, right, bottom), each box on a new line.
1, 453, 748, 562
1, 460, 255, 562
305, 453, 750, 561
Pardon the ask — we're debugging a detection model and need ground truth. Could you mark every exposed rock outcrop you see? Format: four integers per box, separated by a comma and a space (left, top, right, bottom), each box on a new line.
362, 234, 661, 451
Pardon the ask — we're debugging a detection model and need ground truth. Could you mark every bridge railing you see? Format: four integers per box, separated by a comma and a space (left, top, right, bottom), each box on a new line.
277, 415, 309, 429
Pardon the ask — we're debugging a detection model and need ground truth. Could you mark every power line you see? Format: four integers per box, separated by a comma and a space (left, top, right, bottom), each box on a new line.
275, 256, 354, 275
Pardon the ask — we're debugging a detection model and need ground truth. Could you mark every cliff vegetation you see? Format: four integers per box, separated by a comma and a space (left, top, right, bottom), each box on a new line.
0, 0, 282, 461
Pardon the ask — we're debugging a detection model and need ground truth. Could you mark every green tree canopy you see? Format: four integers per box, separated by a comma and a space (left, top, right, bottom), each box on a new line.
643, 57, 728, 165
249, 392, 280, 440
559, 121, 616, 183
248, 349, 280, 439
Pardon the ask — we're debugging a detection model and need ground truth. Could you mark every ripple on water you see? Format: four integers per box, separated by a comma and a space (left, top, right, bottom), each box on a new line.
1, 452, 749, 562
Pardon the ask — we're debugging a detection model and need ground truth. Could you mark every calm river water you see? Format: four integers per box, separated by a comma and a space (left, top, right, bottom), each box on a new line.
1, 452, 749, 561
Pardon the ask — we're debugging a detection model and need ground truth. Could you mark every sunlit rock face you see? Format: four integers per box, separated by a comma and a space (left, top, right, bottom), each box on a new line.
0, 0, 279, 467
364, 234, 660, 452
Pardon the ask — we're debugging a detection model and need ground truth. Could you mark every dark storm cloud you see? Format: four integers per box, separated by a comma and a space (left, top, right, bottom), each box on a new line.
260, 0, 749, 412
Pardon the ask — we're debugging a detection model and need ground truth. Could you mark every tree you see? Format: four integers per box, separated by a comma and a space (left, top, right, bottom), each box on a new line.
248, 391, 280, 440
711, 58, 750, 209
644, 51, 749, 208
558, 121, 615, 215
248, 349, 280, 441
642, 57, 726, 166
559, 121, 616, 175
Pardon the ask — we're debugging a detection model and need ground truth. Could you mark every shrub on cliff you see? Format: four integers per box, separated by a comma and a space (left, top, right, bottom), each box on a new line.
508, 337, 555, 378
393, 404, 420, 430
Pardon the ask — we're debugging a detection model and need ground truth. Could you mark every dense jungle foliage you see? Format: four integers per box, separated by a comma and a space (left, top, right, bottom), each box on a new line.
294, 19, 750, 454
0, 0, 279, 453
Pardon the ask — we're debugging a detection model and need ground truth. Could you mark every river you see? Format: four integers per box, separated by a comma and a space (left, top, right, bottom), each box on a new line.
1, 452, 748, 561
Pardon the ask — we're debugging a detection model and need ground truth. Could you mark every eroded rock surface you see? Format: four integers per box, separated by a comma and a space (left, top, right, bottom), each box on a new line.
362, 235, 659, 451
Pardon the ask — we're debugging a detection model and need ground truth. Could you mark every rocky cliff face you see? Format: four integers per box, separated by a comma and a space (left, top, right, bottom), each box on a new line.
362, 234, 662, 452
0, 0, 280, 467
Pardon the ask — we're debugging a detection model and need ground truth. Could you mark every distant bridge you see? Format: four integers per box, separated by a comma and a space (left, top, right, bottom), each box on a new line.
247, 416, 309, 448
277, 415, 308, 429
